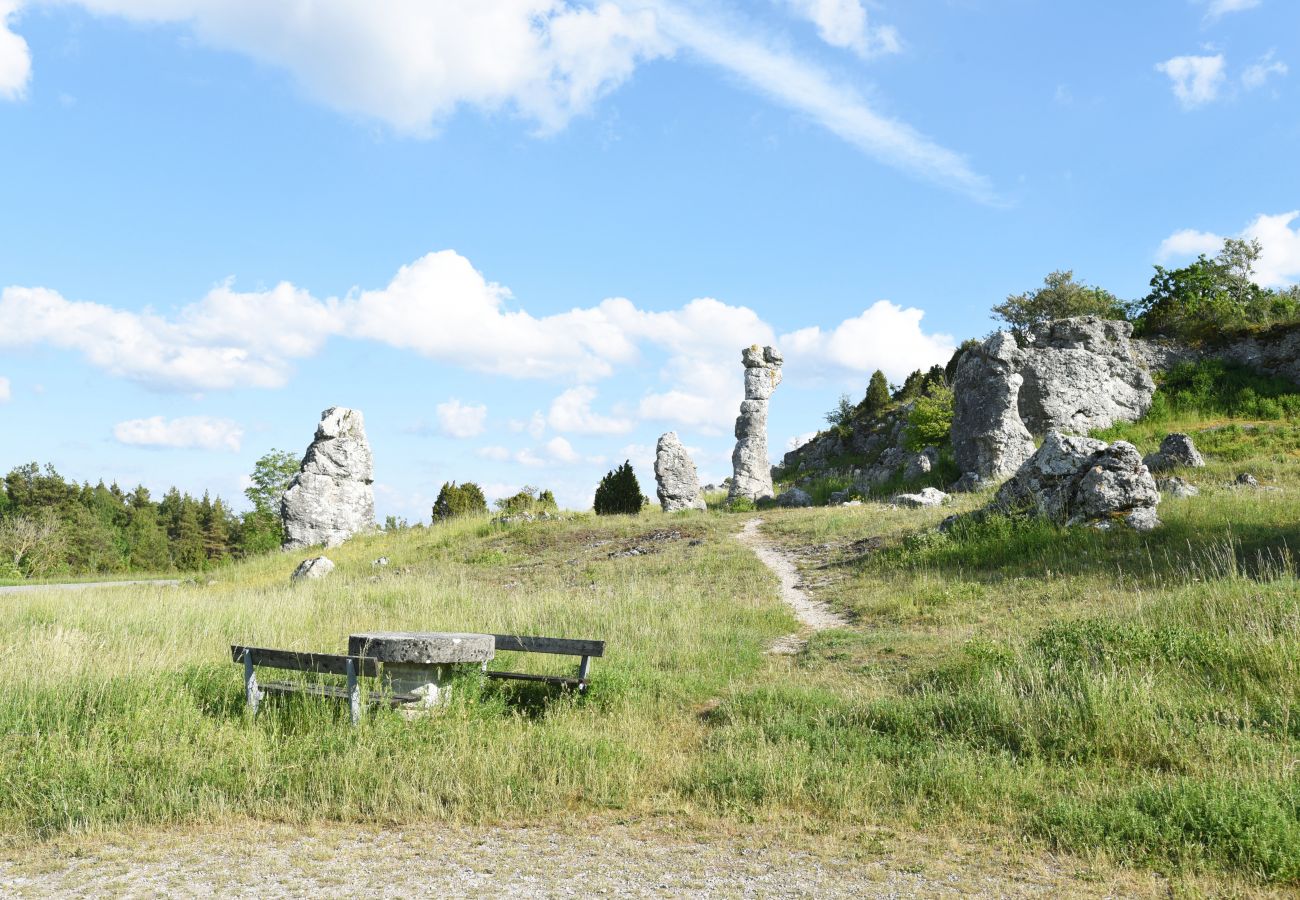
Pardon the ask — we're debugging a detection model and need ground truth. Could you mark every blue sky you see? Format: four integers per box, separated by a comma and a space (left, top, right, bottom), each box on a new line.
1, 0, 1298, 516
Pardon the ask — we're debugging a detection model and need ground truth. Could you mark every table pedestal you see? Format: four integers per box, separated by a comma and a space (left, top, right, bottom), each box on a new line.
348, 631, 496, 712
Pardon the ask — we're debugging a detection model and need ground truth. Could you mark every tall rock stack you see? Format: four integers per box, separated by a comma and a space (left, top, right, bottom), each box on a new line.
729, 345, 783, 503
951, 332, 1035, 482
655, 431, 707, 512
281, 407, 376, 550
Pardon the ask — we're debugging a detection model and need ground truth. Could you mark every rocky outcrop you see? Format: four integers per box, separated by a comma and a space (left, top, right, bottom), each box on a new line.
1157, 476, 1199, 498
654, 432, 706, 512
951, 332, 1036, 480
1143, 433, 1205, 472
1017, 318, 1155, 434
730, 345, 783, 503
991, 431, 1161, 531
1136, 322, 1300, 387
291, 556, 335, 580
951, 318, 1159, 483
281, 407, 376, 550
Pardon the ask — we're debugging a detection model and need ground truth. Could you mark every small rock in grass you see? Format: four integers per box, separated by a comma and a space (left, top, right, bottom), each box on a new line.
1157, 477, 1199, 498
891, 487, 951, 508
291, 556, 335, 580
1143, 433, 1206, 472
372, 556, 390, 567
1235, 473, 1260, 487
949, 472, 984, 493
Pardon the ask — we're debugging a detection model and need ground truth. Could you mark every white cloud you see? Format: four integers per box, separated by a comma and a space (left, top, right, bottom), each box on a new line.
547, 385, 634, 434
1156, 54, 1226, 109
546, 435, 580, 463
435, 398, 488, 438
476, 445, 512, 462
1242, 51, 1287, 90
20, 0, 990, 200
0, 1, 30, 100
113, 415, 244, 452
1156, 211, 1300, 287
1203, 0, 1260, 21
780, 300, 955, 382
42, 0, 666, 134
780, 0, 899, 57
514, 448, 546, 468
0, 375, 10, 403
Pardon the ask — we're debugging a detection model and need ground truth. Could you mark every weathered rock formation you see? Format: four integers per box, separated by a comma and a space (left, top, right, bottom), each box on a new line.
291, 556, 335, 580
1157, 476, 1200, 498
729, 345, 783, 503
951, 332, 1036, 480
1017, 318, 1155, 434
1143, 433, 1205, 472
991, 431, 1161, 531
952, 318, 1157, 482
654, 432, 707, 512
281, 407, 376, 550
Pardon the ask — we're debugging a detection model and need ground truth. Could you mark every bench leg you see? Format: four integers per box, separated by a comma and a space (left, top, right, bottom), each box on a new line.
346, 658, 360, 726
243, 650, 262, 716
577, 655, 592, 694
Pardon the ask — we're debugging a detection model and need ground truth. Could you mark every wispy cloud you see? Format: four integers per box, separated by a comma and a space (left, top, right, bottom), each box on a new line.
0, 1, 30, 100
1202, 0, 1261, 22
435, 399, 488, 439
1157, 210, 1300, 287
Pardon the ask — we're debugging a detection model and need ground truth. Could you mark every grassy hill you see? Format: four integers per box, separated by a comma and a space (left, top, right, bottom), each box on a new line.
2, 376, 1297, 892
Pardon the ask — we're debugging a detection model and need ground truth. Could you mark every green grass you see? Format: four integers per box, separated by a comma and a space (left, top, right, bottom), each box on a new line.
2, 392, 1298, 889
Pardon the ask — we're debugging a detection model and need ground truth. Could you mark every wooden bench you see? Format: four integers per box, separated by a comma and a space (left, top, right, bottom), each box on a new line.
485, 634, 605, 694
231, 644, 416, 725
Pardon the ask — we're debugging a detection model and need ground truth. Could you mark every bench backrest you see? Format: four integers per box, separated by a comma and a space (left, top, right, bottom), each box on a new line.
231, 645, 380, 677
490, 634, 605, 658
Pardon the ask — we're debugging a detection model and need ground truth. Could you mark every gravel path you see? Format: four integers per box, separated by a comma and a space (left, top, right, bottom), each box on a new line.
0, 823, 1142, 899
0, 579, 180, 595
736, 518, 849, 653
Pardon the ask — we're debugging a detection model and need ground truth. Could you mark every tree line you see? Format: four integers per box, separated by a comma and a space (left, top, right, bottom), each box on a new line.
0, 450, 301, 579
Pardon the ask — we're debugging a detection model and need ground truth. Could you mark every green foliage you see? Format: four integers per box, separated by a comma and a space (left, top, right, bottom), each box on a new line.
494, 485, 559, 516
594, 461, 645, 516
945, 338, 981, 384
244, 449, 299, 514
992, 269, 1126, 330
863, 370, 891, 415
1131, 238, 1300, 341
903, 384, 954, 452
432, 481, 488, 522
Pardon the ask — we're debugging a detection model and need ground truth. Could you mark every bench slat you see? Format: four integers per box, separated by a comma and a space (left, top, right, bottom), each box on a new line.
490, 634, 605, 657
231, 645, 381, 677
485, 671, 584, 688
260, 680, 417, 708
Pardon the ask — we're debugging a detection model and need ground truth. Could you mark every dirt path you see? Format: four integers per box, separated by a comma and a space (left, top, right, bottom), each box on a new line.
0, 579, 180, 595
0, 823, 1151, 899
736, 518, 848, 653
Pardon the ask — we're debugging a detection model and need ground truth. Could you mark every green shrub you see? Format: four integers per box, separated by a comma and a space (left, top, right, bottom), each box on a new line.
864, 370, 891, 415
431, 481, 488, 522
992, 270, 1126, 330
903, 384, 954, 451
593, 462, 645, 516
494, 485, 557, 516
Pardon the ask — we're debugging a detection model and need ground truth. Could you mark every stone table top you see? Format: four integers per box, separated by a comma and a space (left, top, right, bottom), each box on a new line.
347, 632, 495, 664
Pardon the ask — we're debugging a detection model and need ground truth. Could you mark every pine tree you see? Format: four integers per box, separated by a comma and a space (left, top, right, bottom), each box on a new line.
864, 370, 891, 414
126, 486, 170, 571
594, 462, 645, 516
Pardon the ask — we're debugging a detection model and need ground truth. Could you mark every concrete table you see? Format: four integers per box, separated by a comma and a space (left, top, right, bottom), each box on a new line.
348, 632, 495, 707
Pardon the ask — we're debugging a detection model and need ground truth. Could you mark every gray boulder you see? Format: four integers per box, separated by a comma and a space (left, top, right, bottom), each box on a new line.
1235, 473, 1260, 487
951, 332, 1036, 481
902, 446, 940, 482
1157, 476, 1200, 498
729, 346, 783, 503
1017, 318, 1155, 434
949, 472, 985, 493
654, 432, 707, 512
1143, 433, 1205, 472
891, 487, 951, 508
776, 487, 813, 508
291, 556, 335, 580
281, 407, 376, 550
992, 431, 1161, 531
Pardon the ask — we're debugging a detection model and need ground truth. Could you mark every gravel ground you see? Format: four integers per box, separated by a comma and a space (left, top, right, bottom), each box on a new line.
0, 823, 1151, 899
